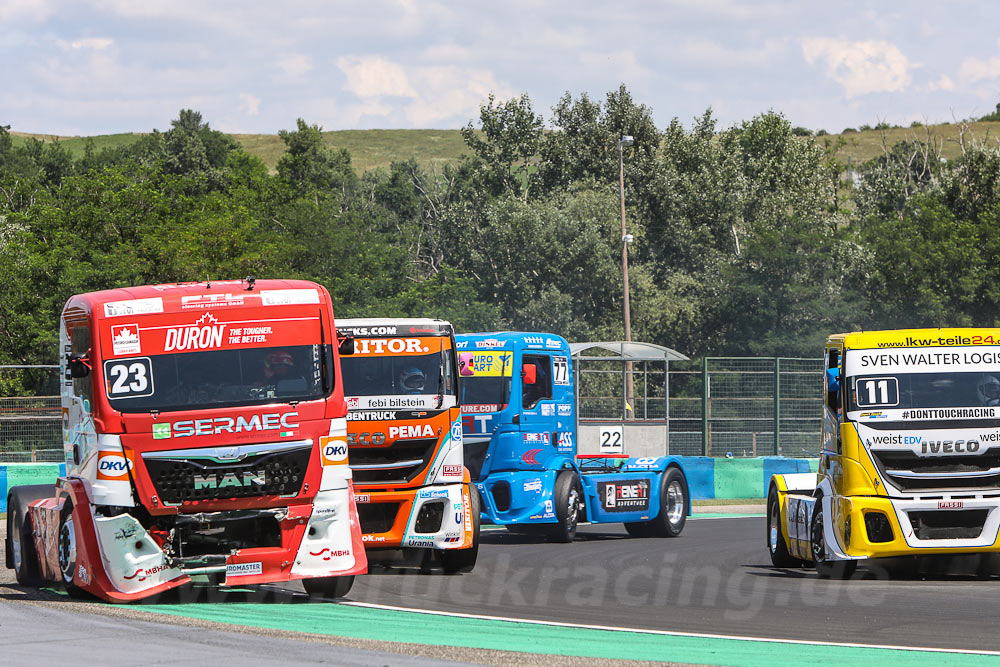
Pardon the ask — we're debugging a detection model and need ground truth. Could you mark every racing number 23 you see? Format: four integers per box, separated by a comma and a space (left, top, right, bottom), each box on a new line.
104, 358, 154, 398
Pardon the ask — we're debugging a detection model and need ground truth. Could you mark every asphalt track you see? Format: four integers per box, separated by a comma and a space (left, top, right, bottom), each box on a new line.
6, 514, 1000, 665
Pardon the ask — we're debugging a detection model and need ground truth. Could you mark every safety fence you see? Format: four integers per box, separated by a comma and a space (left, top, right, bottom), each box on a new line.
575, 357, 824, 458
1, 366, 62, 463
0, 457, 818, 509
2, 360, 824, 462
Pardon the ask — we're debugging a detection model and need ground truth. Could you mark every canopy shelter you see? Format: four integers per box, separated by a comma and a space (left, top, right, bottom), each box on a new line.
569, 341, 688, 457
569, 341, 688, 363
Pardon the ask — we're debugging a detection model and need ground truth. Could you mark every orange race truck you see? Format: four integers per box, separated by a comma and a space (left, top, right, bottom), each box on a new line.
336, 318, 479, 572
5, 279, 366, 601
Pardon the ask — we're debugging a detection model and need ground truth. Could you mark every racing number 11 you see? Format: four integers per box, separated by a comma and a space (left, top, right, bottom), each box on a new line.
856, 377, 898, 407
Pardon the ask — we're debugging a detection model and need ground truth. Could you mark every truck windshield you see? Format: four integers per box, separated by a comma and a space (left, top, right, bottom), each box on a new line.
846, 371, 1000, 419
341, 352, 445, 396
460, 376, 510, 411
104, 344, 331, 413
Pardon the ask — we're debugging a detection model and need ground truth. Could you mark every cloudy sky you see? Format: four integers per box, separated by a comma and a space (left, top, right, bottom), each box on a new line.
3, 0, 999, 136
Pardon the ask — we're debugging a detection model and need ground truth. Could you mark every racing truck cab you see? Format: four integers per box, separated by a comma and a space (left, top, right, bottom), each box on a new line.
5, 279, 366, 601
768, 328, 1000, 577
458, 331, 690, 541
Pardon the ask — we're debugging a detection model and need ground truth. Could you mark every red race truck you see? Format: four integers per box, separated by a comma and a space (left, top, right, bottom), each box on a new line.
5, 279, 366, 601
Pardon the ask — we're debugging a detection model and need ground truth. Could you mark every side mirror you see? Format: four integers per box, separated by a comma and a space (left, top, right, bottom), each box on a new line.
338, 335, 355, 356
66, 354, 90, 379
458, 352, 475, 377
522, 364, 536, 385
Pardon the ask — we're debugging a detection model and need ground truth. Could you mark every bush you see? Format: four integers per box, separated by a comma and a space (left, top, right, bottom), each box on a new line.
816, 129, 828, 136
842, 127, 857, 134
791, 126, 813, 136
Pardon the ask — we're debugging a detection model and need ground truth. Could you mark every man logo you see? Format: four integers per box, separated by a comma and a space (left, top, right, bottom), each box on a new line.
321, 436, 349, 466
605, 483, 616, 508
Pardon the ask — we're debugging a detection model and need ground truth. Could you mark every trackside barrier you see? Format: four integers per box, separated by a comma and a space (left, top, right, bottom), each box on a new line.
0, 459, 817, 510
0, 463, 66, 512
672, 456, 818, 501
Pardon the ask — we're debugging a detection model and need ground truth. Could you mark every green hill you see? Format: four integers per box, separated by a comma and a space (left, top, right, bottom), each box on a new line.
12, 120, 1000, 175
9, 129, 472, 175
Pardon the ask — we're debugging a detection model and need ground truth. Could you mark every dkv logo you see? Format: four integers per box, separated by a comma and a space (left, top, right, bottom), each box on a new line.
321, 436, 348, 466
97, 450, 133, 481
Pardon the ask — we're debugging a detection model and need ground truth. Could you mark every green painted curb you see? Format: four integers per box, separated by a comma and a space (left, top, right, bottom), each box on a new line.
124, 601, 1000, 666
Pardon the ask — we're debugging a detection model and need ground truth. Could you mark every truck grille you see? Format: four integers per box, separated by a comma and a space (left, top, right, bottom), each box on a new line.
907, 509, 988, 540
357, 502, 401, 534
143, 442, 311, 503
350, 438, 438, 484
869, 448, 1000, 491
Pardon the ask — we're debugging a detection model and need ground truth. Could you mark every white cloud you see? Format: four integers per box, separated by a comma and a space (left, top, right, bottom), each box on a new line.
337, 55, 418, 98
239, 93, 260, 116
333, 54, 515, 127
70, 37, 113, 50
926, 74, 954, 92
958, 55, 1000, 83
276, 54, 312, 78
404, 65, 513, 126
678, 38, 788, 68
0, 0, 53, 21
801, 37, 915, 97
577, 50, 654, 86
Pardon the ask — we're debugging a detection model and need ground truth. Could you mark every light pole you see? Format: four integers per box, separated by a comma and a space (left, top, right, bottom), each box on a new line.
618, 135, 635, 419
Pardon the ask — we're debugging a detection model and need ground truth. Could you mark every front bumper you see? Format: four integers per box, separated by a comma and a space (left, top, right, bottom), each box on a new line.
46, 480, 366, 602
475, 470, 560, 525
842, 495, 1000, 558
354, 482, 474, 550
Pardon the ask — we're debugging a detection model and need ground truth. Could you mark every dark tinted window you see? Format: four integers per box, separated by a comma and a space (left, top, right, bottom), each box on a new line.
341, 352, 444, 396
848, 372, 995, 412
522, 354, 553, 409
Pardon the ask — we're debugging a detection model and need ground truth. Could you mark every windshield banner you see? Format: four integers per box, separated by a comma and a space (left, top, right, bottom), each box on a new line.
458, 351, 513, 377
846, 347, 1000, 375
101, 311, 321, 358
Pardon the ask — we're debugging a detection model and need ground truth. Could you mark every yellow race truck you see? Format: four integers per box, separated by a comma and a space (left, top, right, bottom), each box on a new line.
768, 328, 1000, 577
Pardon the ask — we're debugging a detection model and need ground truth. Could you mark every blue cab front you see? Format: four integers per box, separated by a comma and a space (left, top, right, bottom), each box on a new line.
457, 332, 577, 526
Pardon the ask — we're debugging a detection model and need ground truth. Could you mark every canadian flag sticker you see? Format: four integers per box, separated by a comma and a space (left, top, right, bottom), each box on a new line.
111, 324, 141, 355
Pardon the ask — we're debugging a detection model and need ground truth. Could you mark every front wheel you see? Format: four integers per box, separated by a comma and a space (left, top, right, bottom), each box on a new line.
57, 501, 89, 598
440, 484, 480, 574
546, 472, 582, 543
811, 502, 857, 580
767, 485, 804, 567
302, 575, 355, 599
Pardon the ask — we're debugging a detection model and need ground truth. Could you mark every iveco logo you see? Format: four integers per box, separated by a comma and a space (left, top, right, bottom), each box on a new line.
194, 471, 266, 489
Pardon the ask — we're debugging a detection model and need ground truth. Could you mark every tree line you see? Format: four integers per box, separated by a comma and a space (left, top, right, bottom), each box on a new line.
4, 88, 1000, 385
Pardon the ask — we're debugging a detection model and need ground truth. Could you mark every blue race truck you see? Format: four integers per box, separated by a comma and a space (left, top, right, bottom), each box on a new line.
456, 332, 690, 541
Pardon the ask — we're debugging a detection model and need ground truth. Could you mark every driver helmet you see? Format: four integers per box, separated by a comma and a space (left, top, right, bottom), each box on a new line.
266, 350, 295, 374
979, 374, 1000, 405
400, 366, 426, 393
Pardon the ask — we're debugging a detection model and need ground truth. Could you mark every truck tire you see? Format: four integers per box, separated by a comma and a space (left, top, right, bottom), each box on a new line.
547, 471, 582, 543
645, 467, 688, 537
302, 575, 355, 599
767, 484, 805, 568
625, 468, 688, 538
6, 485, 51, 586
811, 502, 857, 579
57, 500, 89, 598
440, 483, 481, 573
